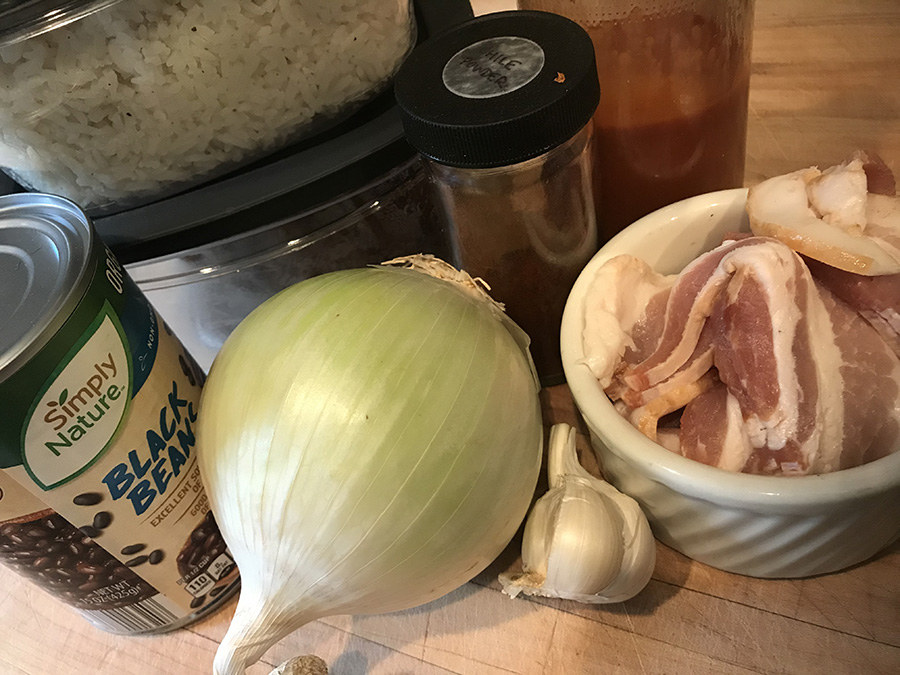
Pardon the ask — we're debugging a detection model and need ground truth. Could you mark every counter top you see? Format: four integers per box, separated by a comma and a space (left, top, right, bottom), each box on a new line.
1, 0, 898, 673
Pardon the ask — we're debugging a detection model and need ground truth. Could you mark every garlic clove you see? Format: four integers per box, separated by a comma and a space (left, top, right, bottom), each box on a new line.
588, 506, 655, 603
500, 423, 656, 604
528, 478, 624, 596
269, 656, 329, 675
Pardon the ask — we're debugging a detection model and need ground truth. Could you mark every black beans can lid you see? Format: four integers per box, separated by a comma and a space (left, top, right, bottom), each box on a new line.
0, 194, 93, 381
0, 0, 123, 46
394, 10, 600, 169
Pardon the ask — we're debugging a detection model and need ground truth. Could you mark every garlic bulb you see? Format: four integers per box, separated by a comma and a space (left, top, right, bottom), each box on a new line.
500, 423, 655, 603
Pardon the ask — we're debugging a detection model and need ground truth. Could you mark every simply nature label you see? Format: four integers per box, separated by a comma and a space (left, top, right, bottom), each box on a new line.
22, 305, 132, 490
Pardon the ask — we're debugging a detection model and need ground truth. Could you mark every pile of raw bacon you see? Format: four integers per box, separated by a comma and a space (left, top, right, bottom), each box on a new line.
582, 153, 900, 476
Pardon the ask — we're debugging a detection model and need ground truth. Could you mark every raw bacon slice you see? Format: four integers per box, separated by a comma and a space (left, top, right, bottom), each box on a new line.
583, 236, 900, 476
622, 237, 763, 391
675, 245, 846, 476
703, 247, 827, 471
747, 156, 900, 276
626, 371, 717, 444
805, 257, 900, 358
655, 238, 840, 474
854, 150, 896, 197
817, 286, 900, 470
581, 255, 673, 389
680, 383, 755, 472
621, 323, 714, 409
751, 152, 900, 357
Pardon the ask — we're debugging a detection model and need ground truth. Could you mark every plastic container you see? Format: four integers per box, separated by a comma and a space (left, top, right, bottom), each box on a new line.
395, 11, 601, 386
520, 0, 755, 241
0, 0, 417, 214
126, 154, 449, 372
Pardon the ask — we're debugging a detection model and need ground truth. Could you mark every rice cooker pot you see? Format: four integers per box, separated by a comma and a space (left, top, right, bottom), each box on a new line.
0, 0, 417, 215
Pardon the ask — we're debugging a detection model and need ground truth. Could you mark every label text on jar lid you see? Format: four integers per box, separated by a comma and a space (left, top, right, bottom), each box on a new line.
442, 36, 545, 99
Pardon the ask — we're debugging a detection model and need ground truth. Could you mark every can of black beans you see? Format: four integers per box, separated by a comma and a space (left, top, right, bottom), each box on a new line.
0, 194, 239, 635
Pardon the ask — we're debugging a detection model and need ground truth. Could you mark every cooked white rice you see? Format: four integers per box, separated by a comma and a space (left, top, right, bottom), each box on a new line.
0, 0, 414, 211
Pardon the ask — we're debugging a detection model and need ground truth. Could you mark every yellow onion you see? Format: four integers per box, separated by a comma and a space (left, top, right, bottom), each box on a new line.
196, 257, 543, 674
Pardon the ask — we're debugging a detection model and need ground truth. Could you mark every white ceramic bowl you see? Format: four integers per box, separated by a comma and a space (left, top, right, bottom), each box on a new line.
561, 188, 900, 578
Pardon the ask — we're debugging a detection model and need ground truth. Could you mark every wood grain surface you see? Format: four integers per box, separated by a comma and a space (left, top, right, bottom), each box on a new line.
1, 0, 898, 673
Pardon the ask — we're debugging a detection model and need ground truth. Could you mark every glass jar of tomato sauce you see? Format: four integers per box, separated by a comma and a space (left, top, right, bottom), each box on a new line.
519, 0, 755, 240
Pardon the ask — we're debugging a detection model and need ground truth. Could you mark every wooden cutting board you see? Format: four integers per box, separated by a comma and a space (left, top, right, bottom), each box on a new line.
1, 0, 898, 673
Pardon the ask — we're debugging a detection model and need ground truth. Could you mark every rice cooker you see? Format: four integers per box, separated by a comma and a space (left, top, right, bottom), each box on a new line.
0, 0, 474, 371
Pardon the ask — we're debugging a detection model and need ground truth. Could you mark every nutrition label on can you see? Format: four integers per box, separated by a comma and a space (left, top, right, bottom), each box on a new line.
0, 222, 238, 635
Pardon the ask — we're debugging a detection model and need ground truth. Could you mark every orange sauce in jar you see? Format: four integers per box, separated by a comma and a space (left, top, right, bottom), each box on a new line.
584, 9, 752, 239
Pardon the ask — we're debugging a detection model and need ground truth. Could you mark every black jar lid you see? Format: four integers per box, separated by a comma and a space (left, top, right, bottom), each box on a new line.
394, 10, 599, 169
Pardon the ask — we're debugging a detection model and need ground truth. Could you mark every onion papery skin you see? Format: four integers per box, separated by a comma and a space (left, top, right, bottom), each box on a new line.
197, 266, 543, 675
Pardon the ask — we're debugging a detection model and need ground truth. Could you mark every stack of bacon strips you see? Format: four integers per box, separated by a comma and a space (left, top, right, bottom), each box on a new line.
583, 153, 900, 476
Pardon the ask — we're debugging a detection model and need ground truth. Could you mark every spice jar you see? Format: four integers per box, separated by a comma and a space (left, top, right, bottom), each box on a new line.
394, 10, 600, 386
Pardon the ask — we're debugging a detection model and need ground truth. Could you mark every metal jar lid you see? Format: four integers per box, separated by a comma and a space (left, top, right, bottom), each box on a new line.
0, 0, 124, 46
0, 194, 93, 382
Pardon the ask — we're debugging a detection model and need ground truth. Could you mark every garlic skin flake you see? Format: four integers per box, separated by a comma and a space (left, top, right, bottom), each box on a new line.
500, 423, 655, 603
